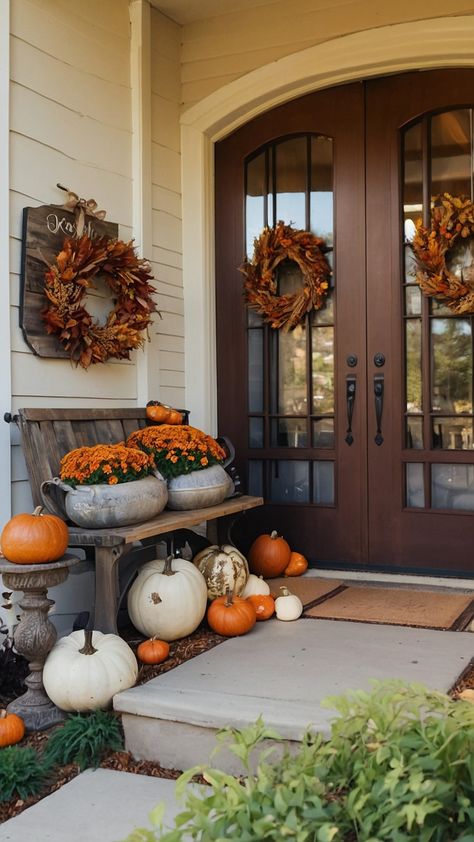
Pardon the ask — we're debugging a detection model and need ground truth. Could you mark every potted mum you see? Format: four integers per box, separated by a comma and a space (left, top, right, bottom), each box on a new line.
41, 443, 168, 528
126, 425, 233, 510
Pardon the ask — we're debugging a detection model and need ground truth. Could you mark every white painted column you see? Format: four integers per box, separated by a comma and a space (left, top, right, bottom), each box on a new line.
0, 0, 11, 528
130, 0, 153, 405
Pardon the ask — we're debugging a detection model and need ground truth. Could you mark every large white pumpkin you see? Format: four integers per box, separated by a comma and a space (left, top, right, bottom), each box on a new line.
193, 544, 249, 599
127, 555, 208, 640
43, 629, 138, 712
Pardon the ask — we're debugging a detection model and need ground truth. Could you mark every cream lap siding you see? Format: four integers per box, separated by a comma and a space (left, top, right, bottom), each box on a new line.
150, 8, 185, 411
180, 0, 474, 108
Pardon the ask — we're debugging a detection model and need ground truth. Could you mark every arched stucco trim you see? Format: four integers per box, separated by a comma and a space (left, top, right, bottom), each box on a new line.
181, 16, 474, 432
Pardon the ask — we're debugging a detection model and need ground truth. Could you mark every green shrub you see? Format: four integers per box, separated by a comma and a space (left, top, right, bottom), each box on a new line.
43, 709, 123, 771
0, 745, 49, 803
124, 681, 474, 842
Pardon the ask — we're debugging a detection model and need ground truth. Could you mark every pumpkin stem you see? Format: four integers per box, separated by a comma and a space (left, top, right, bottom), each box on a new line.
33, 506, 44, 517
163, 555, 176, 576
270, 530, 279, 540
79, 629, 98, 655
224, 587, 235, 607
0, 709, 6, 719
279, 586, 292, 597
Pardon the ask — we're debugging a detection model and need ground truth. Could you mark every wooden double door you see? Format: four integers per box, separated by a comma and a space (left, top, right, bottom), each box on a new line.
215, 70, 474, 575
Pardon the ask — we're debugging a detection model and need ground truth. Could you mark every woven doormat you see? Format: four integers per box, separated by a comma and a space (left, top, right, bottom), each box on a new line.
303, 585, 474, 630
266, 576, 344, 608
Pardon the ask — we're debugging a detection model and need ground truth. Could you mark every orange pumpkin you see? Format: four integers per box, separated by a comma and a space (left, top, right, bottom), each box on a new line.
246, 594, 275, 621
136, 637, 170, 665
207, 589, 256, 637
1, 506, 69, 564
167, 409, 183, 425
146, 403, 171, 423
284, 551, 309, 577
0, 709, 25, 747
248, 530, 291, 578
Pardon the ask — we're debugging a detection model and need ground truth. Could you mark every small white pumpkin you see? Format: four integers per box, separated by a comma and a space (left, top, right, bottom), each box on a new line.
275, 586, 303, 621
241, 573, 271, 599
43, 629, 138, 712
193, 544, 249, 599
128, 555, 207, 640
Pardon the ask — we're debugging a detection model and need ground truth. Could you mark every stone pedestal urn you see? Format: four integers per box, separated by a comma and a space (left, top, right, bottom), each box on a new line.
0, 554, 80, 730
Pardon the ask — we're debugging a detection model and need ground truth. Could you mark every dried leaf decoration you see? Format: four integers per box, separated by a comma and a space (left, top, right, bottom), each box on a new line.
240, 221, 331, 331
411, 193, 474, 313
42, 235, 159, 368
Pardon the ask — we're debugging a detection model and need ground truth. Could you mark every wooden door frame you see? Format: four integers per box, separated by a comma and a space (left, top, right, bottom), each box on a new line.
181, 17, 474, 436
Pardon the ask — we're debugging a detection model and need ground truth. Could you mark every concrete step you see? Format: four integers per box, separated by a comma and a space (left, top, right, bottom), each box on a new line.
114, 618, 474, 775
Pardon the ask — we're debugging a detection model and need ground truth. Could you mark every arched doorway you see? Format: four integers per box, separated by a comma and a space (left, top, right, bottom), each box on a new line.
215, 69, 474, 575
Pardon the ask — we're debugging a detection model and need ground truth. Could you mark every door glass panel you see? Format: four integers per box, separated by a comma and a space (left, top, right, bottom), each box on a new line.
432, 463, 474, 510
313, 418, 335, 448
403, 122, 423, 240
406, 416, 424, 449
275, 137, 307, 228
406, 319, 422, 412
271, 324, 307, 415
271, 419, 307, 447
310, 136, 333, 244
431, 110, 472, 199
405, 285, 422, 316
248, 460, 263, 497
312, 326, 334, 413
432, 417, 474, 450
313, 461, 334, 504
406, 463, 425, 508
246, 152, 266, 257
248, 329, 264, 412
249, 417, 264, 448
431, 318, 472, 413
311, 294, 334, 325
269, 460, 309, 503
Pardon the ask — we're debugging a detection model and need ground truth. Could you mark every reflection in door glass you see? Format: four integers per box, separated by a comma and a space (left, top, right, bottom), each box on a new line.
403, 122, 423, 238
246, 152, 266, 258
310, 136, 333, 243
406, 416, 423, 449
248, 329, 264, 413
271, 419, 307, 448
431, 110, 471, 198
312, 326, 334, 414
271, 323, 307, 415
249, 417, 264, 448
432, 416, 474, 450
248, 460, 263, 497
313, 418, 335, 448
432, 463, 474, 510
269, 460, 309, 503
431, 319, 472, 413
313, 461, 334, 504
405, 285, 422, 316
405, 319, 422, 413
275, 137, 307, 229
406, 463, 425, 508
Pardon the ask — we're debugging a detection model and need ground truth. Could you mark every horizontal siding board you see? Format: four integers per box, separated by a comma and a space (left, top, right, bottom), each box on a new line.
12, 396, 138, 411
155, 313, 185, 337
151, 55, 181, 102
152, 185, 181, 218
152, 246, 183, 270
160, 369, 185, 388
151, 95, 181, 151
151, 262, 183, 287
11, 444, 29, 482
11, 38, 131, 131
26, 0, 131, 39
11, 353, 138, 400
156, 334, 185, 354
157, 386, 186, 407
152, 209, 182, 252
11, 83, 132, 176
152, 143, 181, 194
150, 11, 180, 63
12, 479, 35, 514
159, 350, 185, 370
157, 292, 185, 316
11, 0, 130, 85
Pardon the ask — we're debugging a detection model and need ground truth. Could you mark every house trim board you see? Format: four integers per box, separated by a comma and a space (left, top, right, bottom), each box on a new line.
1, 0, 11, 527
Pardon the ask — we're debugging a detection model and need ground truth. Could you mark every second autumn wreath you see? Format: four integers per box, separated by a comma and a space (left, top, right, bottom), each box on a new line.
240, 221, 331, 331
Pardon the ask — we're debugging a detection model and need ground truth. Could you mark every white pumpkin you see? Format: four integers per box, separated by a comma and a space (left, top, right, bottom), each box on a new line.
241, 573, 271, 598
275, 587, 303, 621
193, 543, 249, 599
128, 555, 207, 640
43, 629, 138, 712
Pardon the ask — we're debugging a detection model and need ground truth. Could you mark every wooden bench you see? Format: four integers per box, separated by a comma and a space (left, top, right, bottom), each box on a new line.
11, 408, 263, 634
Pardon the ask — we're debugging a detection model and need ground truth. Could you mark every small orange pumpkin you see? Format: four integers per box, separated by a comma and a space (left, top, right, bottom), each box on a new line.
0, 709, 25, 747
1, 506, 69, 564
136, 637, 170, 665
248, 530, 291, 578
167, 409, 183, 425
284, 551, 309, 577
207, 589, 256, 637
246, 594, 275, 621
146, 402, 183, 425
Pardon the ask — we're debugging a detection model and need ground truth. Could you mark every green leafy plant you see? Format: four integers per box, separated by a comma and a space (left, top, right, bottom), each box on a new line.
124, 681, 474, 842
0, 745, 49, 803
43, 710, 123, 771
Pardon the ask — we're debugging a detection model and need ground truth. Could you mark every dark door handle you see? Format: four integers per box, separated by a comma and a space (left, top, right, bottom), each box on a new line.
374, 374, 384, 446
345, 375, 356, 446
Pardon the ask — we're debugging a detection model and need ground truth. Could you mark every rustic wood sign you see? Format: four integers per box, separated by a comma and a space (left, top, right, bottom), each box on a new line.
20, 205, 118, 358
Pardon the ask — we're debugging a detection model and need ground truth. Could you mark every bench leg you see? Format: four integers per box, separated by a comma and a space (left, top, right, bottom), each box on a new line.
93, 546, 126, 634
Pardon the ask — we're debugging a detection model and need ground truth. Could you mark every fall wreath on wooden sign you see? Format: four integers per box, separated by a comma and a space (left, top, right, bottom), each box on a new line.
42, 234, 158, 369
240, 221, 331, 330
412, 193, 474, 314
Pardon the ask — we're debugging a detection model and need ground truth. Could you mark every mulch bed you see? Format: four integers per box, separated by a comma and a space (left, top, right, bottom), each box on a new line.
1, 622, 473, 825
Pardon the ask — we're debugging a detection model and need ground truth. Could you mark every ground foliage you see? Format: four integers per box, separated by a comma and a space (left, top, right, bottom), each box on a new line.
124, 681, 474, 842
0, 746, 50, 803
43, 710, 124, 771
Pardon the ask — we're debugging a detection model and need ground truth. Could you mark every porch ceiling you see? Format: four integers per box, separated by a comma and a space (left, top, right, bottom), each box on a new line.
150, 0, 279, 25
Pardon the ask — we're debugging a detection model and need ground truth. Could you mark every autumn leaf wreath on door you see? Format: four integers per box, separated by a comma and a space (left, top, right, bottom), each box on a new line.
42, 235, 158, 369
240, 221, 332, 330
411, 193, 474, 314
